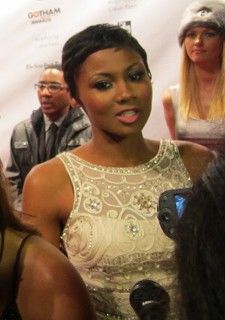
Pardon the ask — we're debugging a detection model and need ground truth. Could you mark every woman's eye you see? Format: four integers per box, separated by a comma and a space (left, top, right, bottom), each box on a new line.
186, 32, 196, 38
204, 32, 217, 37
186, 30, 217, 39
129, 70, 145, 81
94, 81, 112, 90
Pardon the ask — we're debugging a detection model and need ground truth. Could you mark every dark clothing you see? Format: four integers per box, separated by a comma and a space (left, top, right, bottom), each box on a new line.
0, 229, 31, 320
1, 304, 22, 320
5, 107, 91, 208
45, 122, 59, 160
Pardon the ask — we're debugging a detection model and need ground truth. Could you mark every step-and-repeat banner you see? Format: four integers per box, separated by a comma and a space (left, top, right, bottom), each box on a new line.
0, 0, 192, 166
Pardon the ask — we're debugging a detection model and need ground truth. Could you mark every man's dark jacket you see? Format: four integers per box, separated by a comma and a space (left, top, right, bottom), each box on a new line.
5, 107, 91, 208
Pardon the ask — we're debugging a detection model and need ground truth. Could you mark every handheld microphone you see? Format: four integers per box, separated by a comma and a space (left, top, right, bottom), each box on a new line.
129, 279, 170, 320
157, 188, 192, 239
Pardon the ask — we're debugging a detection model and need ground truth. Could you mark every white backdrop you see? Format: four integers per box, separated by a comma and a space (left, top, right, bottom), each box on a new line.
0, 0, 193, 167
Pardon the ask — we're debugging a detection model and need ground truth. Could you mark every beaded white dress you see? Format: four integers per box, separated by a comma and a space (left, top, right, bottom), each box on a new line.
58, 140, 192, 319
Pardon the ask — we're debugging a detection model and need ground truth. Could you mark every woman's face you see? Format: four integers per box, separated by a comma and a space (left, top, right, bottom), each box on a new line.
75, 47, 152, 139
184, 27, 223, 66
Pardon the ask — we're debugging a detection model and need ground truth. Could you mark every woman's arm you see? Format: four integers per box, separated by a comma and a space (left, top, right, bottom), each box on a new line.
21, 158, 73, 247
17, 236, 97, 320
162, 89, 176, 139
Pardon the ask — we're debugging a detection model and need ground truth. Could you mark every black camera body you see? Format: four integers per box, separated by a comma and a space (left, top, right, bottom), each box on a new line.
157, 188, 192, 239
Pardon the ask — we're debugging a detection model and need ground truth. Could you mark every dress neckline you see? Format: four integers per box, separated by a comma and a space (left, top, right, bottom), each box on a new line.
64, 139, 171, 173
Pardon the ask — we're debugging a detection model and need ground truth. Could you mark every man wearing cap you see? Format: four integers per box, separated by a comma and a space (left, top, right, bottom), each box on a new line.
6, 64, 91, 209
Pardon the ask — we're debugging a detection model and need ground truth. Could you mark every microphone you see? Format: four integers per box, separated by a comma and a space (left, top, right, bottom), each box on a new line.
129, 279, 170, 320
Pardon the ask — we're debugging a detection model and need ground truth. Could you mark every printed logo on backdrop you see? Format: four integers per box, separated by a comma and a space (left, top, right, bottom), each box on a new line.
27, 7, 61, 24
26, 61, 61, 70
108, 0, 138, 11
118, 21, 132, 34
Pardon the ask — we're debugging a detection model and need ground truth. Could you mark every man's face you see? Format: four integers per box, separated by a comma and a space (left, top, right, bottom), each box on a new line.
36, 68, 71, 121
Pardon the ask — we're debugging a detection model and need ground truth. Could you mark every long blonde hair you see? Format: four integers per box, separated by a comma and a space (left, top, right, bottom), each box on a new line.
179, 43, 225, 120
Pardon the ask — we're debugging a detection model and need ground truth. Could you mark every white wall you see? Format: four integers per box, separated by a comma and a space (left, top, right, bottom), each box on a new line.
0, 0, 192, 166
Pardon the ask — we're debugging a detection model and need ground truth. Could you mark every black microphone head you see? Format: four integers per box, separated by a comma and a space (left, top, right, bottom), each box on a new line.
129, 279, 170, 320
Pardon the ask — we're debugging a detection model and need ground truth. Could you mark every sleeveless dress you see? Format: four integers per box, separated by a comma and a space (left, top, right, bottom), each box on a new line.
58, 139, 192, 319
0, 228, 31, 320
169, 84, 225, 152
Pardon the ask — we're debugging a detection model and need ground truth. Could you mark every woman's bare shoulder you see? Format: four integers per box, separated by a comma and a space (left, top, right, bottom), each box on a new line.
22, 156, 72, 206
22, 156, 73, 229
162, 88, 173, 106
176, 140, 215, 182
26, 157, 67, 187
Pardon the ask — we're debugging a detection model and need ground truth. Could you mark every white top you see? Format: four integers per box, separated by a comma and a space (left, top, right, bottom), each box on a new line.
58, 140, 192, 319
169, 84, 225, 152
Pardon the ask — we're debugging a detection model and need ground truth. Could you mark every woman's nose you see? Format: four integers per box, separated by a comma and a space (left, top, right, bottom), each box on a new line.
194, 34, 203, 44
116, 81, 134, 103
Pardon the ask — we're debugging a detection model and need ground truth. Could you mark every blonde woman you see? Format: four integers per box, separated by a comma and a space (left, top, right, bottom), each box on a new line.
163, 0, 225, 152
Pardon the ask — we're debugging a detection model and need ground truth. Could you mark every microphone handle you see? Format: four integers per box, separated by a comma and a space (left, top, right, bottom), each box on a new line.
141, 315, 153, 320
141, 312, 162, 320
141, 316, 152, 320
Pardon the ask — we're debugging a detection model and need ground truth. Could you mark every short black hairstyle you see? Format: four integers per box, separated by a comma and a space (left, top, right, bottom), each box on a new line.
62, 23, 150, 99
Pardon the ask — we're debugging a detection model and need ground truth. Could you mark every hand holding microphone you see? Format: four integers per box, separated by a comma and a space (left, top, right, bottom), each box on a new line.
129, 279, 170, 320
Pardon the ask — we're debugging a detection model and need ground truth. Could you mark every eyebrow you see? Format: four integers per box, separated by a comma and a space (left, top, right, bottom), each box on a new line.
90, 62, 145, 78
187, 27, 217, 32
38, 81, 62, 85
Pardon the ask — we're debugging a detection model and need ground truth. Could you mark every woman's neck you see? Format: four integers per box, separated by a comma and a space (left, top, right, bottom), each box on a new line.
74, 133, 158, 167
194, 63, 220, 83
191, 64, 221, 119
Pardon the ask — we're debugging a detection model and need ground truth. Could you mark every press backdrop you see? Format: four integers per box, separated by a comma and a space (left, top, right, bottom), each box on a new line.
0, 0, 193, 166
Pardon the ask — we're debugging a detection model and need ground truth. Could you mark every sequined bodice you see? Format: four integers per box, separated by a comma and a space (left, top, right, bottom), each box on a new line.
58, 140, 192, 319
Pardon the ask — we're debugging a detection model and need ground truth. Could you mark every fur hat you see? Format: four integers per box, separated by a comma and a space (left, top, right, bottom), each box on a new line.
178, 0, 225, 45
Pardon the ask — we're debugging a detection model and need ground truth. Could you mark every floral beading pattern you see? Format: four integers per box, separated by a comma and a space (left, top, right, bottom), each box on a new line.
58, 139, 191, 319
